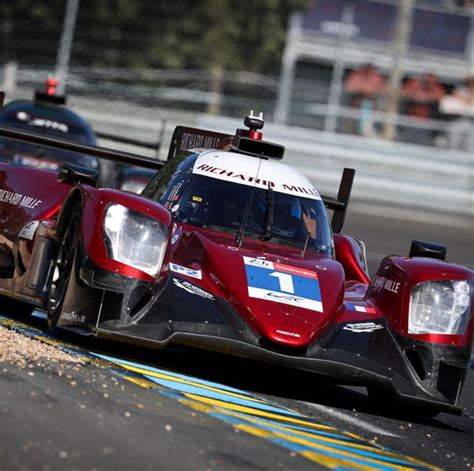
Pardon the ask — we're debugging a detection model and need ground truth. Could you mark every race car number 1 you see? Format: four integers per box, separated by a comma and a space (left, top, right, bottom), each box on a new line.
270, 272, 294, 293
243, 257, 323, 312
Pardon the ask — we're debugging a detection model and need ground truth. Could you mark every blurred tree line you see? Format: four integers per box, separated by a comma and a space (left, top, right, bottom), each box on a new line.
1, 0, 308, 75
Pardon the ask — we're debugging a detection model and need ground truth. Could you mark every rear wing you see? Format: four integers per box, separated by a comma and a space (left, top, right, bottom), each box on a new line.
167, 125, 231, 160
167, 125, 285, 161
321, 168, 355, 234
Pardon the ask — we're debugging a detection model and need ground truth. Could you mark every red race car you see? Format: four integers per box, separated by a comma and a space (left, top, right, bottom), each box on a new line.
0, 110, 472, 417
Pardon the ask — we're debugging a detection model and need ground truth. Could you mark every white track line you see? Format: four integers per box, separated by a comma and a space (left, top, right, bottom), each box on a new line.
302, 401, 400, 438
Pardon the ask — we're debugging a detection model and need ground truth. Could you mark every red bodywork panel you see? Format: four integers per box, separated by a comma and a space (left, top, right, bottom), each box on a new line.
0, 163, 71, 239
79, 186, 173, 283
168, 225, 364, 347
369, 256, 474, 347
334, 233, 370, 284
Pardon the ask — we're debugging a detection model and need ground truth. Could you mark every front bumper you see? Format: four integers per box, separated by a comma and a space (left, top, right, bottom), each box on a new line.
61, 253, 470, 416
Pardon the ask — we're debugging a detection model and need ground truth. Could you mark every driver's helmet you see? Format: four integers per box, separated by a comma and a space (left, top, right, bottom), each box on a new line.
209, 186, 250, 228
272, 198, 299, 238
177, 190, 210, 225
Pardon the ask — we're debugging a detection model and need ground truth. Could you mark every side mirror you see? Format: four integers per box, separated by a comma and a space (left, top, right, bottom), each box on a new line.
409, 240, 447, 261
58, 163, 99, 187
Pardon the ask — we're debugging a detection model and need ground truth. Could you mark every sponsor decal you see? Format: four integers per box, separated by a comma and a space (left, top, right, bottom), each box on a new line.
245, 257, 273, 269
61, 311, 86, 324
171, 225, 182, 245
0, 189, 42, 209
172, 278, 214, 300
192, 153, 321, 200
275, 329, 301, 338
243, 256, 323, 312
18, 220, 39, 240
170, 263, 202, 280
265, 292, 306, 303
13, 155, 60, 170
16, 112, 69, 133
195, 162, 275, 188
372, 276, 400, 294
179, 132, 221, 151
346, 303, 376, 314
343, 322, 384, 333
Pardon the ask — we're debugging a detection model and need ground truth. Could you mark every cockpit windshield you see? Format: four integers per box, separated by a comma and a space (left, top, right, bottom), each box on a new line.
149, 153, 333, 255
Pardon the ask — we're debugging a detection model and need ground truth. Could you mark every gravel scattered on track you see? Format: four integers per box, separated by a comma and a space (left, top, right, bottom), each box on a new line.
0, 326, 84, 368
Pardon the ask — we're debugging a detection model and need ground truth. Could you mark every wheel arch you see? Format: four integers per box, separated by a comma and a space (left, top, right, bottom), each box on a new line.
56, 188, 83, 237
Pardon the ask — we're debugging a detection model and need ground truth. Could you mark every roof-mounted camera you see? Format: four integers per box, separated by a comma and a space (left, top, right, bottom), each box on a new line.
237, 110, 264, 141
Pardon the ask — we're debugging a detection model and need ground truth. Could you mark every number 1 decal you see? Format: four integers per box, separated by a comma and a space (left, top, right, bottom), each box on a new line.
270, 272, 294, 293
243, 257, 323, 312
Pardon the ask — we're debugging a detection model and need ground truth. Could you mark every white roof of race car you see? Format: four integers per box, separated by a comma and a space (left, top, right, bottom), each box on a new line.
192, 150, 320, 200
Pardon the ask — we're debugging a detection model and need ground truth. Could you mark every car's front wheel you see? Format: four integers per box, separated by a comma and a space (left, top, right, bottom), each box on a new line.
47, 209, 81, 329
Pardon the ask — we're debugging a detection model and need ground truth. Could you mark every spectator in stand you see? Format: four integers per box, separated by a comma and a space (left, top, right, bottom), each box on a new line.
401, 72, 446, 120
439, 74, 474, 151
343, 63, 386, 136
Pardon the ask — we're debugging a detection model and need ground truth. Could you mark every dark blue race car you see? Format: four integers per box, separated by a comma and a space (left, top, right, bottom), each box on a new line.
0, 83, 163, 192
0, 85, 102, 176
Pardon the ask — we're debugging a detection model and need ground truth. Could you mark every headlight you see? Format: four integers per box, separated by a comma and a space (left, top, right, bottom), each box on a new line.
104, 204, 168, 277
409, 280, 471, 335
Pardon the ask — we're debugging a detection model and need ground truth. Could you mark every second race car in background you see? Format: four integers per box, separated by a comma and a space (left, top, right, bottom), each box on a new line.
0, 79, 161, 191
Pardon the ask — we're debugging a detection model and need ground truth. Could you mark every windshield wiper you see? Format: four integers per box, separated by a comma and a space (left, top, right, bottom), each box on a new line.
260, 182, 273, 241
235, 158, 264, 247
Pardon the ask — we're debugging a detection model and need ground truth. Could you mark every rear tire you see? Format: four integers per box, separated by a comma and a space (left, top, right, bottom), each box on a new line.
47, 210, 81, 329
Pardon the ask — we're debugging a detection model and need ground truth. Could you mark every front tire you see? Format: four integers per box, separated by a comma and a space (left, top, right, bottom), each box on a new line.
47, 210, 81, 329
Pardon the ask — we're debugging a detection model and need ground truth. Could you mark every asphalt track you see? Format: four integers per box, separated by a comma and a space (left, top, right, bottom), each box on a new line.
0, 206, 473, 470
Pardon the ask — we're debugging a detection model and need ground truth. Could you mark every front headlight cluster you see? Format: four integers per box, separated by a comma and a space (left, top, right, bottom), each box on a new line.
409, 280, 471, 335
104, 204, 168, 277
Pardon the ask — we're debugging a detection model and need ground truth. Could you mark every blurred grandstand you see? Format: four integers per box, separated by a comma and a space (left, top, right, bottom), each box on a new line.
1, 0, 473, 151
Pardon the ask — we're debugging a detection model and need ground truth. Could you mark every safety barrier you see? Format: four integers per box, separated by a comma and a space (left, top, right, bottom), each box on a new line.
72, 102, 473, 218
5, 88, 471, 218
